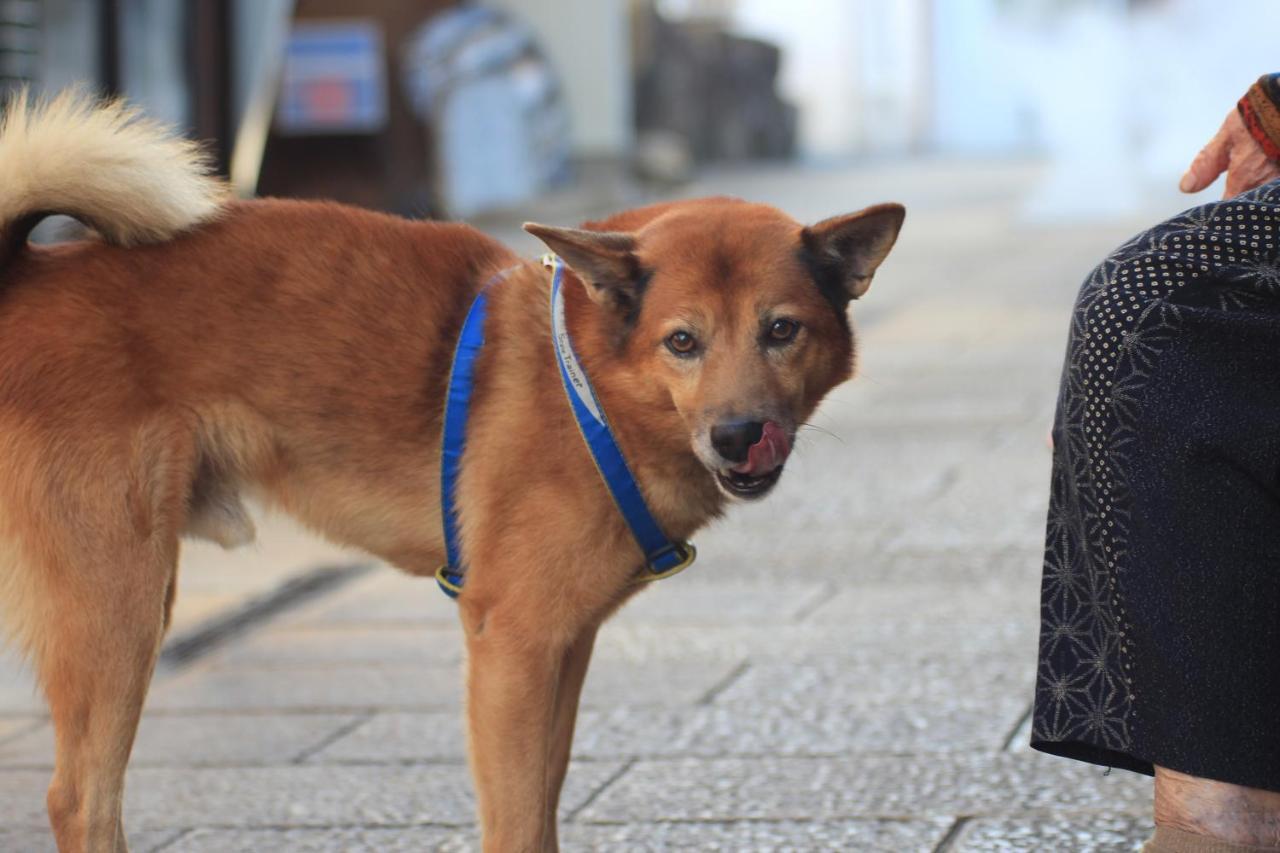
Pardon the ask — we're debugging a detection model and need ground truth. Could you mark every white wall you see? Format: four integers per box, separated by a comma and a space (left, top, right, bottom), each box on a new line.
491, 0, 633, 158
721, 0, 931, 159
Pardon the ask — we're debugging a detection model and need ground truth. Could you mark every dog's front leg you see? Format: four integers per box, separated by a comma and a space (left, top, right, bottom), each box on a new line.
462, 601, 567, 853
542, 624, 599, 851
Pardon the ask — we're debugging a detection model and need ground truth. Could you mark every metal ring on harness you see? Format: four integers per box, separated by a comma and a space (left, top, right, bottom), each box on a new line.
637, 540, 697, 583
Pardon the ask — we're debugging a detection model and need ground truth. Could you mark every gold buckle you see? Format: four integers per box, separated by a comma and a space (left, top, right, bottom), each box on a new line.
637, 541, 697, 583
434, 565, 464, 597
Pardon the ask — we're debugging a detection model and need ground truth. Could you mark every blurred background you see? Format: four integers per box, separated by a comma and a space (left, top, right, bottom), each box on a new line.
7, 0, 1279, 222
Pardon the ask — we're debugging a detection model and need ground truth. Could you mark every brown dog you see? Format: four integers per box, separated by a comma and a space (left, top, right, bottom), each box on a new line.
0, 92, 904, 851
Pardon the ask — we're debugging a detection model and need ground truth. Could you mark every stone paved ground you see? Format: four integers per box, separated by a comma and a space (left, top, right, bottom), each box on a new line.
0, 160, 1187, 851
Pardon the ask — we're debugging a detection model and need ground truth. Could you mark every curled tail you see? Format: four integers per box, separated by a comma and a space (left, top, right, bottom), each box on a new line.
0, 88, 227, 270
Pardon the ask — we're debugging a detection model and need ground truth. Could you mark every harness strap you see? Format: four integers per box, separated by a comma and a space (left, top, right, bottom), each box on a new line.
435, 257, 695, 599
545, 255, 695, 578
436, 281, 493, 599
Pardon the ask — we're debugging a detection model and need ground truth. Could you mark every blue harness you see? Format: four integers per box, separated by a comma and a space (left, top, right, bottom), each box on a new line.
435, 255, 696, 599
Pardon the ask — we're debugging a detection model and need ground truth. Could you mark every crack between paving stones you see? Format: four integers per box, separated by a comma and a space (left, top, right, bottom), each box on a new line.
141, 820, 476, 833
566, 757, 636, 822
290, 710, 377, 764
789, 580, 837, 622
147, 827, 194, 852
696, 661, 750, 705
932, 815, 971, 852
1000, 701, 1034, 751
575, 815, 937, 826
156, 563, 374, 674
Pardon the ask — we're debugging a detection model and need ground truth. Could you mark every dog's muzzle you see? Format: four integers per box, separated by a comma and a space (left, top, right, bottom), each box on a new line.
710, 420, 791, 498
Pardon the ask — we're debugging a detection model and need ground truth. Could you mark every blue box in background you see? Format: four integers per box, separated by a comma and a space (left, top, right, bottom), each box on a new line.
277, 20, 387, 135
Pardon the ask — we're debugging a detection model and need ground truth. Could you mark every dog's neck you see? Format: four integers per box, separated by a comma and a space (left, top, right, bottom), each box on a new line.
492, 260, 726, 542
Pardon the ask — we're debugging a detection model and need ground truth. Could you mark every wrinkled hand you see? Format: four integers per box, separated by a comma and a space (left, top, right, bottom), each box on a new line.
1180, 109, 1280, 198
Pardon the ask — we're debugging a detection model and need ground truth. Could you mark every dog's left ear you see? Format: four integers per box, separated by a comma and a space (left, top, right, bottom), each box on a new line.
801, 203, 905, 300
523, 223, 644, 315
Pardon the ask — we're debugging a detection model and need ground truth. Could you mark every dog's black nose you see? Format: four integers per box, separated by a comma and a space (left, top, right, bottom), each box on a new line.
710, 420, 764, 464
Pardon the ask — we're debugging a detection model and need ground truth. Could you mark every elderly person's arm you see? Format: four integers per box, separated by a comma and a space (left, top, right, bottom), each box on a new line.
1181, 74, 1280, 197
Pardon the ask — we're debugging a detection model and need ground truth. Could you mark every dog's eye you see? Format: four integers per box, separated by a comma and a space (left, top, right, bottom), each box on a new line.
666, 330, 699, 356
767, 318, 800, 344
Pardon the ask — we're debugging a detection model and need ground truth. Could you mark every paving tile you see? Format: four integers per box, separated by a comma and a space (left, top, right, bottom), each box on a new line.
610, 582, 829, 626
715, 658, 1036, 710
562, 818, 954, 852
801, 545, 1044, 586
0, 712, 361, 768
289, 576, 831, 632
310, 706, 690, 764
666, 697, 1029, 756
0, 761, 622, 830
311, 692, 1028, 766
147, 659, 738, 712
0, 828, 182, 853
678, 433, 994, 582
164, 819, 957, 852
954, 815, 1152, 852
282, 571, 462, 628
163, 826, 466, 852
146, 663, 465, 712
0, 672, 44, 715
304, 711, 469, 764
804, 578, 1040, 627
593, 613, 1035, 664
211, 625, 463, 667
0, 716, 42, 744
579, 754, 1151, 823
161, 510, 369, 643
843, 388, 1037, 429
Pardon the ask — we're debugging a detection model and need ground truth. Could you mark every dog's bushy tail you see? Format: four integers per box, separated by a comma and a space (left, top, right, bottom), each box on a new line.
0, 88, 227, 271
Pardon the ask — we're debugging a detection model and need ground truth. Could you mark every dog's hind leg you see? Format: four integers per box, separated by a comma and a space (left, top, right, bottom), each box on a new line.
39, 534, 174, 853
18, 426, 190, 852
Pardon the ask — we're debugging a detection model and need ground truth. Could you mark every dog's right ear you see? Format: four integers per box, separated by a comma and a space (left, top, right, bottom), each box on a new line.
523, 223, 645, 315
801, 203, 905, 302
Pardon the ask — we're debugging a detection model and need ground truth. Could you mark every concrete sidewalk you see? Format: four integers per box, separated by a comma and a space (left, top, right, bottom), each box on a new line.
0, 160, 1176, 851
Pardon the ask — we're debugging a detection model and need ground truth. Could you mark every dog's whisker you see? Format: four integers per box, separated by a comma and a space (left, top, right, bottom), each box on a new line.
798, 422, 846, 445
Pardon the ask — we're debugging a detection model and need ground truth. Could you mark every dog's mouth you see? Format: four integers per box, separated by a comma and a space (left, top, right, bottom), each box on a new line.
713, 421, 791, 500
716, 465, 784, 498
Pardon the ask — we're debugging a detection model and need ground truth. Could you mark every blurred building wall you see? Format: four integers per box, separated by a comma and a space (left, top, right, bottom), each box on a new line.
706, 0, 932, 159
490, 0, 633, 161
35, 0, 98, 94
119, 0, 187, 126
26, 0, 238, 171
702, 0, 1280, 172
0, 1, 41, 92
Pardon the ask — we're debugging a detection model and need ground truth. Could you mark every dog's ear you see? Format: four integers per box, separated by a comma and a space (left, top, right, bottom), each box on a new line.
801, 203, 905, 301
523, 223, 645, 314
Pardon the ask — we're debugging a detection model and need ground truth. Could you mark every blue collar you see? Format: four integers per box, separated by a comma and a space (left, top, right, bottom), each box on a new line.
435, 256, 695, 599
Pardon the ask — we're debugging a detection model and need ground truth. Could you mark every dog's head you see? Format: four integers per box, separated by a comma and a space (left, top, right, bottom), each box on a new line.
525, 198, 903, 501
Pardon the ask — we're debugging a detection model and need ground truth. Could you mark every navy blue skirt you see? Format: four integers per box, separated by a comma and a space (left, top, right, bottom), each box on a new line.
1033, 180, 1280, 792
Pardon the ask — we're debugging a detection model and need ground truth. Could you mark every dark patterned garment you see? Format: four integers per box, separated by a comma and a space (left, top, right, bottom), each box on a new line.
1032, 178, 1280, 792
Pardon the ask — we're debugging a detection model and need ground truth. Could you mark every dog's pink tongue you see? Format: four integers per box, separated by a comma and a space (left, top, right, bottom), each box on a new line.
734, 421, 790, 476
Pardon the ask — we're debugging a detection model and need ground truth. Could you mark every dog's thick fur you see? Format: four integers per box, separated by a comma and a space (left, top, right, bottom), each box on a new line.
0, 92, 903, 852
